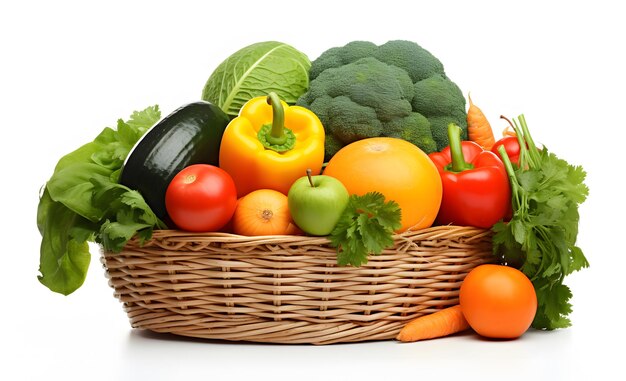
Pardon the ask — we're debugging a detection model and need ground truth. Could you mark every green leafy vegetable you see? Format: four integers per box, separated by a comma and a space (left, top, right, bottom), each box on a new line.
201, 41, 311, 117
37, 189, 95, 295
329, 192, 402, 266
37, 106, 165, 295
492, 114, 589, 330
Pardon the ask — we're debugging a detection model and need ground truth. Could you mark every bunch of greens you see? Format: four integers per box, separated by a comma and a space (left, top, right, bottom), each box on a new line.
492, 115, 589, 330
37, 106, 166, 295
329, 192, 402, 266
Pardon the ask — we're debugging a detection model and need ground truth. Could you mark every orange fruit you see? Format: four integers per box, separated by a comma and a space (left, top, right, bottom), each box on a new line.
323, 137, 442, 232
232, 189, 301, 236
460, 264, 537, 339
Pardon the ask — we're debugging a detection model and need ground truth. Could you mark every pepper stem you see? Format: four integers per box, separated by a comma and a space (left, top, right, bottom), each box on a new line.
258, 92, 296, 153
266, 92, 286, 144
447, 123, 474, 172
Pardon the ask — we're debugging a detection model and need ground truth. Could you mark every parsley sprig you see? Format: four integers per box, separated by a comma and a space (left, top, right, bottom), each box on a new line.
329, 192, 402, 267
493, 115, 589, 330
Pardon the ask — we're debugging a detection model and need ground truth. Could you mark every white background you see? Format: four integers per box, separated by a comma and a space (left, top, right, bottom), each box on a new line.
2, 0, 624, 380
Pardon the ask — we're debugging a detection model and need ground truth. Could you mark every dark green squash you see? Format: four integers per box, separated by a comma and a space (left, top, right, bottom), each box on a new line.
120, 101, 230, 224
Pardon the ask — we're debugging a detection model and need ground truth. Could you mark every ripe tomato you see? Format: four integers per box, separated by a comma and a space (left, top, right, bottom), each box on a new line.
491, 136, 521, 165
165, 164, 237, 232
460, 264, 537, 339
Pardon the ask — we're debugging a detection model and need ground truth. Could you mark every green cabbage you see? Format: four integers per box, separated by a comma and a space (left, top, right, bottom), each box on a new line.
201, 41, 311, 117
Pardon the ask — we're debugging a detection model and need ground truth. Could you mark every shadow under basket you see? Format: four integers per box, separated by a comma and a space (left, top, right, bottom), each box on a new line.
101, 225, 494, 345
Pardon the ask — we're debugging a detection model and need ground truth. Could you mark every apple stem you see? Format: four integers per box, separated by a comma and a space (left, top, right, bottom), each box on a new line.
306, 168, 315, 187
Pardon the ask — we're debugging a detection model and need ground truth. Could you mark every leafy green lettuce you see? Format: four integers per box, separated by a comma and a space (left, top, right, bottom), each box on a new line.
37, 106, 166, 295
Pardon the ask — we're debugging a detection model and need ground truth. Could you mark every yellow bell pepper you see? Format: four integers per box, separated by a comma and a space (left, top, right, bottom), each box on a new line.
219, 92, 325, 197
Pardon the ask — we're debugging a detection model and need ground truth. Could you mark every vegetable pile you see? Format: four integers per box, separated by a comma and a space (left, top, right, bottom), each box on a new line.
36, 39, 589, 342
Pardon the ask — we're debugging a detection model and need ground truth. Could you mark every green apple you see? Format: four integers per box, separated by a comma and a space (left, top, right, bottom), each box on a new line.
288, 169, 350, 236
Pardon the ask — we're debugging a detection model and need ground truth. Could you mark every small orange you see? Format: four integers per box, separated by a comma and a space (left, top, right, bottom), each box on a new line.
460, 264, 537, 339
232, 189, 301, 236
322, 137, 442, 232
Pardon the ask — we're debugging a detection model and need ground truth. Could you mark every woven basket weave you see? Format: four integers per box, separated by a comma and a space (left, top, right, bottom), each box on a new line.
101, 225, 494, 344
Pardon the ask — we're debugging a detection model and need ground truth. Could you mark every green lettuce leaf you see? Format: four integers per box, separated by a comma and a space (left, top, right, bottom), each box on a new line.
37, 105, 161, 295
37, 189, 95, 295
47, 163, 113, 221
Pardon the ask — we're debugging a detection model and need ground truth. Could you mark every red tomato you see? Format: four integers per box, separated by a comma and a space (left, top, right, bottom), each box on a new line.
460, 264, 537, 339
492, 136, 521, 165
165, 164, 237, 232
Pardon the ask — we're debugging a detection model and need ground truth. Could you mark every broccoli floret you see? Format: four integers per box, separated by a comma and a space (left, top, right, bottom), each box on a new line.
297, 40, 467, 160
339, 58, 413, 122
298, 57, 416, 160
383, 113, 437, 154
412, 74, 467, 148
429, 115, 468, 150
374, 40, 445, 83
309, 41, 378, 80
327, 95, 383, 145
412, 74, 466, 117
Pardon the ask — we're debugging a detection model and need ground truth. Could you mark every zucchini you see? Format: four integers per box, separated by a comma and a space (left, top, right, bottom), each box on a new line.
120, 101, 230, 223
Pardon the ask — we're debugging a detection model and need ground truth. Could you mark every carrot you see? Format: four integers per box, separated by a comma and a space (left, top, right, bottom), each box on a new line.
396, 305, 470, 342
467, 93, 496, 150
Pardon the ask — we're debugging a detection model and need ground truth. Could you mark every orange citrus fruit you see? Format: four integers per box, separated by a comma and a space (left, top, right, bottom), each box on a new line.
323, 137, 442, 232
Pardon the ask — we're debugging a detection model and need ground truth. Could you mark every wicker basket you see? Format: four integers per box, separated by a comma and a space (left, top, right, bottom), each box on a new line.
101, 225, 494, 344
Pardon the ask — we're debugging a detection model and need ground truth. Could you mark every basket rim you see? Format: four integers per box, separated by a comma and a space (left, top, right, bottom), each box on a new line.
131, 225, 491, 246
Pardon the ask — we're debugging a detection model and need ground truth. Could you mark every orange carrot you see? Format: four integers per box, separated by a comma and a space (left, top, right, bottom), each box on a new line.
467, 93, 496, 150
396, 305, 470, 342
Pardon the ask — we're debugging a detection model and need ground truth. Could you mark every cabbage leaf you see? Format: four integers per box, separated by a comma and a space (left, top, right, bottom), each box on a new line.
201, 41, 311, 117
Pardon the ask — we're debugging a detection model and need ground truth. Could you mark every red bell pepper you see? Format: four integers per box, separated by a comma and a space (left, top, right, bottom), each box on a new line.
428, 124, 511, 228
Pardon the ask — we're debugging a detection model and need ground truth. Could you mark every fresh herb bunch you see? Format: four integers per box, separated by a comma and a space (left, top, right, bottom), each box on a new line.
492, 114, 589, 330
37, 106, 165, 295
329, 192, 402, 266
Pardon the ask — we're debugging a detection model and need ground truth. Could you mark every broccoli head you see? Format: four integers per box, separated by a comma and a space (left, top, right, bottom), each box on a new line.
297, 40, 466, 160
